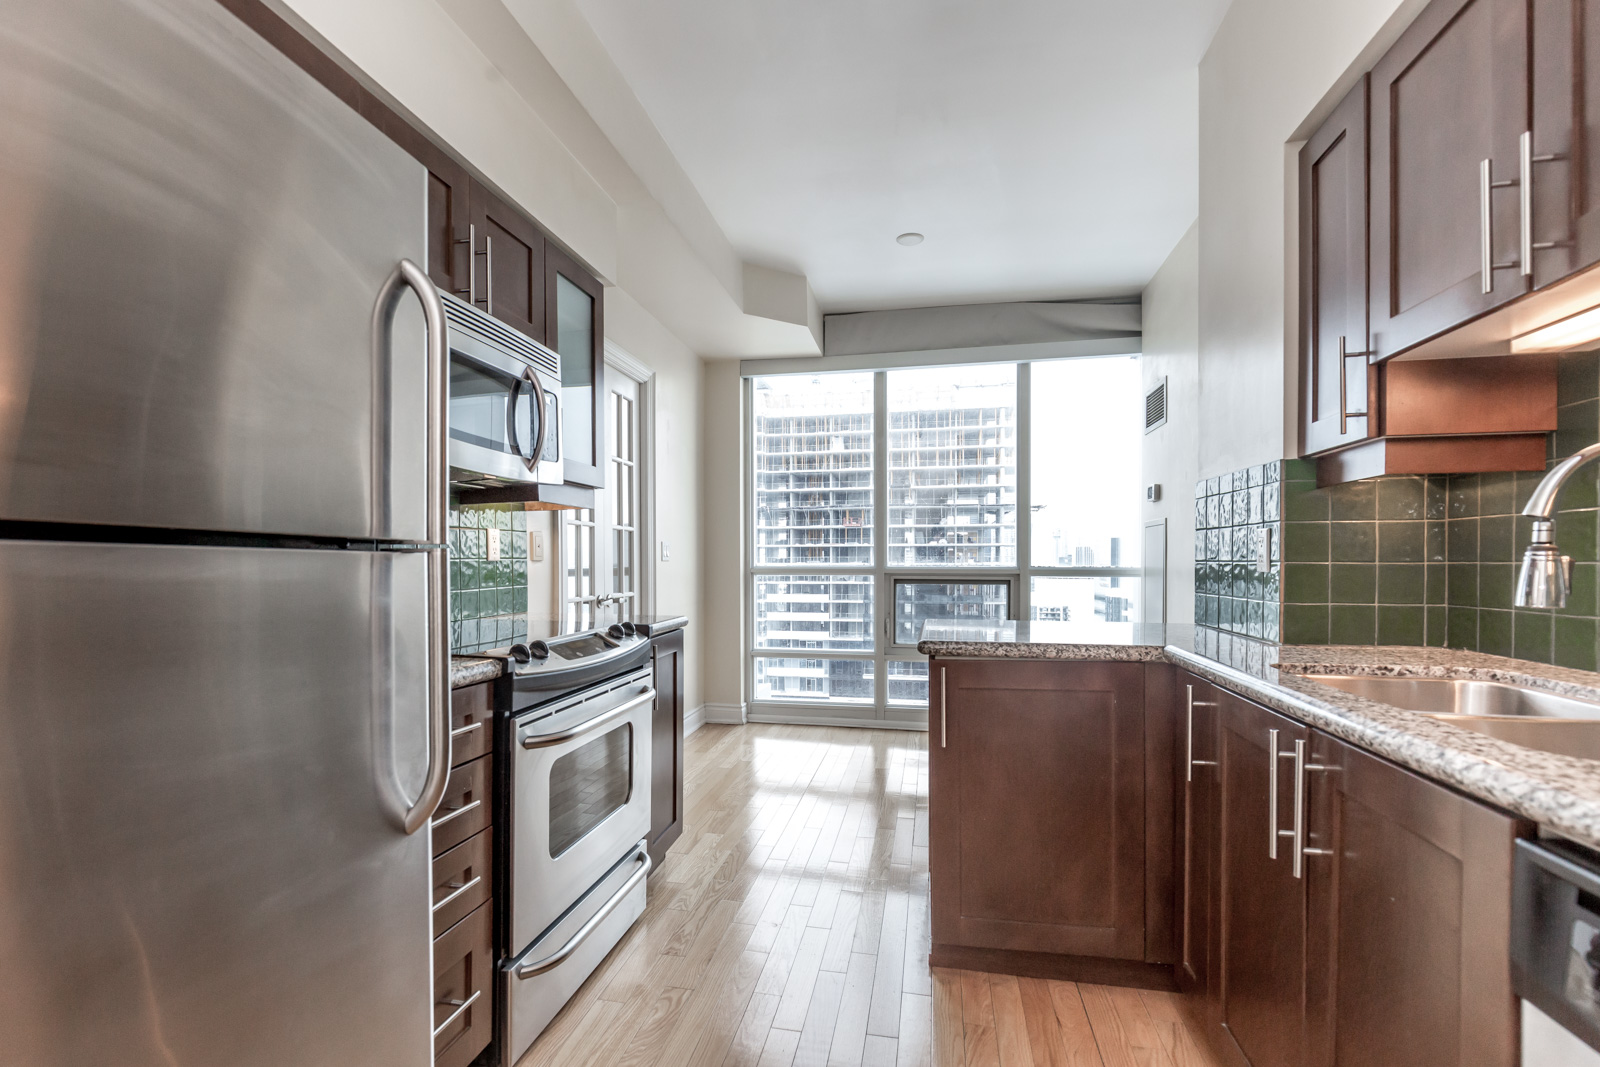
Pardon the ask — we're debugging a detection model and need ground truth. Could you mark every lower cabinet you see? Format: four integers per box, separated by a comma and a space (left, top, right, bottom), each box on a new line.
647, 629, 686, 869
1177, 671, 1531, 1067
929, 657, 1174, 981
433, 681, 497, 1067
1302, 731, 1525, 1067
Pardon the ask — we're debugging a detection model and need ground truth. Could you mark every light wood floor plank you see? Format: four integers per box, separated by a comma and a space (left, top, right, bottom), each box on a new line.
511, 724, 1217, 1067
1078, 984, 1174, 1067
988, 975, 1036, 1067
960, 970, 1002, 1067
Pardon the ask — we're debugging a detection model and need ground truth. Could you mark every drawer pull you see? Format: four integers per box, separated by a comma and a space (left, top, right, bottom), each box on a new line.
450, 720, 485, 740
432, 874, 483, 912
432, 988, 482, 1038
433, 798, 481, 828
514, 842, 650, 979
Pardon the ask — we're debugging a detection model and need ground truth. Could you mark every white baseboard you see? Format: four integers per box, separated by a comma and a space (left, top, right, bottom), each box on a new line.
702, 702, 748, 725
744, 710, 928, 731
683, 704, 706, 737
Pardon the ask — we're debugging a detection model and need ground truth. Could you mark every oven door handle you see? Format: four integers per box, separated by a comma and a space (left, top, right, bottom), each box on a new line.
519, 688, 655, 750
513, 842, 651, 979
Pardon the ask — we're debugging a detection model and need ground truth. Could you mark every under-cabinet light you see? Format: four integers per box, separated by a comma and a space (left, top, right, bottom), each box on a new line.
1512, 305, 1600, 353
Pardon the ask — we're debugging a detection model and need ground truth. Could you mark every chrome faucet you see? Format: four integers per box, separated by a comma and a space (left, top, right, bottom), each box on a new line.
1515, 442, 1600, 607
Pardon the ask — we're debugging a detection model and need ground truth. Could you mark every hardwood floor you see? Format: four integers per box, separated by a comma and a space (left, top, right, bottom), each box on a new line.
514, 723, 1221, 1067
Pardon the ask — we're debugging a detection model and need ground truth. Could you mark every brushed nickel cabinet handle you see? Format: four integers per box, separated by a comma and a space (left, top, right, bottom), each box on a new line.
432, 798, 481, 828
432, 874, 483, 912
1337, 336, 1374, 434
1290, 739, 1307, 879
1186, 685, 1217, 782
1520, 130, 1567, 275
940, 667, 947, 748
1268, 727, 1280, 858
450, 720, 484, 740
1481, 157, 1520, 292
432, 989, 482, 1038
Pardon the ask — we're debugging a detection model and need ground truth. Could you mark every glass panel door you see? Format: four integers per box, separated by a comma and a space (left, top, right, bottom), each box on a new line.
561, 366, 645, 630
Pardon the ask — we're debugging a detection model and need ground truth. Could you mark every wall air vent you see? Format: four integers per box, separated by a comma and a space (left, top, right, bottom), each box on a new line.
1144, 377, 1168, 434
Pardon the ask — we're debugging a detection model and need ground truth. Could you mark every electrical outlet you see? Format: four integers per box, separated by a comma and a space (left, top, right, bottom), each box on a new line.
486, 527, 501, 562
530, 530, 545, 562
1255, 528, 1271, 573
660, 540, 671, 562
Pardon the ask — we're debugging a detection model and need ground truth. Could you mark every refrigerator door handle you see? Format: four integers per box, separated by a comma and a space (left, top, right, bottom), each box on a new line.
374, 259, 452, 835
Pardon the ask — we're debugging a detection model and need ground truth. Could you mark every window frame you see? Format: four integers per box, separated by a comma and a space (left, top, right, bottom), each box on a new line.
744, 360, 1142, 725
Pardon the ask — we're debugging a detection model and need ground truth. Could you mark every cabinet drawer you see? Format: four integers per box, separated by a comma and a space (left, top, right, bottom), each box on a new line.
432, 828, 492, 938
450, 682, 492, 767
434, 901, 493, 1067
432, 754, 491, 855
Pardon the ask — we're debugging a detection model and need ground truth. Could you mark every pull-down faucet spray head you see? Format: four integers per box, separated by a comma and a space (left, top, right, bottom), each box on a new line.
1516, 442, 1600, 608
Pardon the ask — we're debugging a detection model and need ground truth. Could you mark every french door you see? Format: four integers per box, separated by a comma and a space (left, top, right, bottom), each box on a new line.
562, 365, 644, 629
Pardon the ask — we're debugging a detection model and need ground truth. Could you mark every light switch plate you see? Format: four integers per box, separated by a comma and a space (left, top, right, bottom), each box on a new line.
486, 527, 501, 562
530, 530, 545, 562
660, 540, 671, 562
1255, 528, 1271, 573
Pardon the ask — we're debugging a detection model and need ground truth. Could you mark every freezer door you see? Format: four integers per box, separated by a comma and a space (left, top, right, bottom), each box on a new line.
0, 0, 428, 541
0, 542, 432, 1067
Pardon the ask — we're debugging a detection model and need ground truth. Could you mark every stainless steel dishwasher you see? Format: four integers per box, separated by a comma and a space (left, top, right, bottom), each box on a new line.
1513, 839, 1600, 1066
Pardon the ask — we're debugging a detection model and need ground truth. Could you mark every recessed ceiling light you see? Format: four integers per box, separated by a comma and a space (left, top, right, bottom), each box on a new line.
896, 232, 924, 246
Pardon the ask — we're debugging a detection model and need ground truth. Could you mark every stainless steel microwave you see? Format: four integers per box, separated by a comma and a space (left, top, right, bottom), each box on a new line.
440, 290, 564, 492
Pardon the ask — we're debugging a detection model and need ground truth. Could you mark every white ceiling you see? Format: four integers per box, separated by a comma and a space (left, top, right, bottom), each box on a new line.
568, 0, 1230, 313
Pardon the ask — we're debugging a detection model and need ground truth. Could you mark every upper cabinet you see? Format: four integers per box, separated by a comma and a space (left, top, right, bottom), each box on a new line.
1300, 78, 1372, 457
1530, 0, 1600, 288
547, 244, 605, 489
1369, 0, 1530, 361
467, 178, 547, 343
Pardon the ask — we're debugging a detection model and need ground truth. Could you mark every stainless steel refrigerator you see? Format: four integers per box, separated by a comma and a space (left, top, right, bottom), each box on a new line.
0, 1, 450, 1064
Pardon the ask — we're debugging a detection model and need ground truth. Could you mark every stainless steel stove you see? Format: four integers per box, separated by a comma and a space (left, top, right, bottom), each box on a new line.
482, 623, 655, 1063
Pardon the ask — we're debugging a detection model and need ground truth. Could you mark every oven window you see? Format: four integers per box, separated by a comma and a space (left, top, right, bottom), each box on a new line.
548, 724, 632, 857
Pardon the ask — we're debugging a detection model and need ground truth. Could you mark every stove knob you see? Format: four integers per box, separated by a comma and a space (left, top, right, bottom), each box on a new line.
607, 623, 626, 639
527, 640, 550, 659
508, 642, 532, 663
621, 621, 638, 636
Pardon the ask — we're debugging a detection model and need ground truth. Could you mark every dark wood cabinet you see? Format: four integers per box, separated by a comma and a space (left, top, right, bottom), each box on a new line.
647, 628, 686, 870
546, 243, 606, 489
433, 899, 493, 1067
1301, 78, 1373, 457
929, 658, 1173, 985
1369, 0, 1530, 361
467, 178, 547, 343
1217, 692, 1309, 1067
1302, 731, 1528, 1067
1530, 0, 1600, 288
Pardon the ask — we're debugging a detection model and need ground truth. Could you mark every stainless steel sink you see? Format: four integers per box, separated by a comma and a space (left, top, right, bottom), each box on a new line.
1302, 674, 1600, 761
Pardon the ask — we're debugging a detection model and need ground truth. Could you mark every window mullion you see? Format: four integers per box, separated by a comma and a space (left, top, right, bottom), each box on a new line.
873, 370, 888, 718
1017, 361, 1032, 623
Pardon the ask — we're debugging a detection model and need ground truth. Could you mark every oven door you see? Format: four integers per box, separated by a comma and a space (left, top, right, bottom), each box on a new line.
448, 347, 562, 489
509, 670, 653, 950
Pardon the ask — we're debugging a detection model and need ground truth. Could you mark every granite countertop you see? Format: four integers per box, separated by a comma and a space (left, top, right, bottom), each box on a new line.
450, 656, 503, 689
920, 620, 1600, 849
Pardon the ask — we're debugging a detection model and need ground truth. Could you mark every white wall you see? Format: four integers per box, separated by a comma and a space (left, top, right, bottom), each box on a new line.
608, 290, 705, 714
700, 360, 745, 713
1141, 222, 1200, 623
1196, 0, 1426, 478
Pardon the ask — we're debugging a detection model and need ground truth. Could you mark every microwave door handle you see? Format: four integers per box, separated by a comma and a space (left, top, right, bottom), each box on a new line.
521, 366, 546, 472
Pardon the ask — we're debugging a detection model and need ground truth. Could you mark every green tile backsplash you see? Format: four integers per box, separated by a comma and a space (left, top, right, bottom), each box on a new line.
449, 503, 530, 654
1193, 461, 1281, 640
1252, 348, 1600, 670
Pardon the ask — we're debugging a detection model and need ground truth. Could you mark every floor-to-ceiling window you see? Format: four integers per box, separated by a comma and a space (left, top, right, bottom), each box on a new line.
747, 355, 1143, 725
